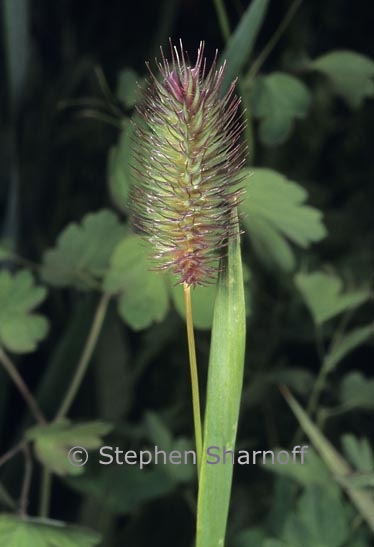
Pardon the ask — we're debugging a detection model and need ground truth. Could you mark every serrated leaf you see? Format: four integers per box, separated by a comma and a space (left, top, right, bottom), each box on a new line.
339, 372, 374, 411
240, 169, 326, 271
294, 271, 370, 325
68, 465, 175, 515
325, 324, 373, 371
0, 270, 49, 353
283, 486, 348, 547
42, 210, 126, 290
311, 50, 374, 108
219, 0, 270, 95
26, 420, 112, 476
104, 235, 169, 330
251, 72, 311, 146
341, 435, 374, 473
0, 514, 100, 547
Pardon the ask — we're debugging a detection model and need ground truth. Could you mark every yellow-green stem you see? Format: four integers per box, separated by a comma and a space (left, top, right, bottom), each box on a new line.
183, 283, 203, 479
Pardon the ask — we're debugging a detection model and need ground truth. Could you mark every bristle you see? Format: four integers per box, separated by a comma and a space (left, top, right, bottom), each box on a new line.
130, 40, 246, 287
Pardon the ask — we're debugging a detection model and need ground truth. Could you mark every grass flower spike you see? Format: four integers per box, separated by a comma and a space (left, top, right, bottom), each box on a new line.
131, 40, 245, 287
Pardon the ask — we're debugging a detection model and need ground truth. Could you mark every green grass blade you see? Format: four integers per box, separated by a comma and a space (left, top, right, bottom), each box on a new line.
282, 386, 374, 535
219, 0, 270, 95
196, 218, 246, 547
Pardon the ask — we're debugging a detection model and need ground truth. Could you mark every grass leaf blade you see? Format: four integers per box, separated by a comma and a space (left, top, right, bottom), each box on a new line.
196, 217, 246, 546
219, 0, 270, 95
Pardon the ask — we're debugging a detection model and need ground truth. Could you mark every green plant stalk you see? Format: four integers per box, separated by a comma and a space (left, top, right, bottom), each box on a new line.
39, 467, 52, 518
55, 292, 110, 420
0, 347, 46, 425
184, 283, 203, 479
196, 212, 246, 546
246, 0, 302, 82
37, 293, 109, 519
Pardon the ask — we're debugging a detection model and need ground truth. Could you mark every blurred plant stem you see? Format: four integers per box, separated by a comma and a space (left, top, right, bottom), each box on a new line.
37, 293, 110, 519
39, 467, 52, 518
55, 293, 110, 421
294, 310, 357, 444
245, 0, 302, 82
0, 347, 46, 425
19, 443, 32, 517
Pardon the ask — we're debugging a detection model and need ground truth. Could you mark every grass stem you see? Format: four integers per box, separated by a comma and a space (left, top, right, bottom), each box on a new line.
183, 283, 203, 479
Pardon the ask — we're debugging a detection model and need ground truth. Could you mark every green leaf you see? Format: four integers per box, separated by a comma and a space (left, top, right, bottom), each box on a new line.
219, 0, 270, 94
42, 209, 126, 290
104, 234, 169, 330
266, 477, 296, 539
339, 372, 374, 411
196, 214, 246, 547
0, 514, 100, 547
240, 169, 326, 271
108, 118, 136, 213
115, 68, 141, 108
325, 324, 373, 372
264, 447, 339, 498
0, 270, 49, 353
282, 387, 374, 534
170, 280, 217, 330
283, 486, 348, 547
26, 420, 112, 476
294, 271, 370, 326
311, 50, 374, 108
251, 72, 311, 146
69, 465, 175, 515
341, 435, 374, 473
144, 412, 195, 483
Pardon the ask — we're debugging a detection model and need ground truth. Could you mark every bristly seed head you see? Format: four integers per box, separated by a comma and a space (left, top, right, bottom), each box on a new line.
131, 40, 246, 287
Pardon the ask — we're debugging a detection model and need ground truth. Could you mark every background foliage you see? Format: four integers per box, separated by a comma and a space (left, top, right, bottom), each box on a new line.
0, 0, 373, 546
